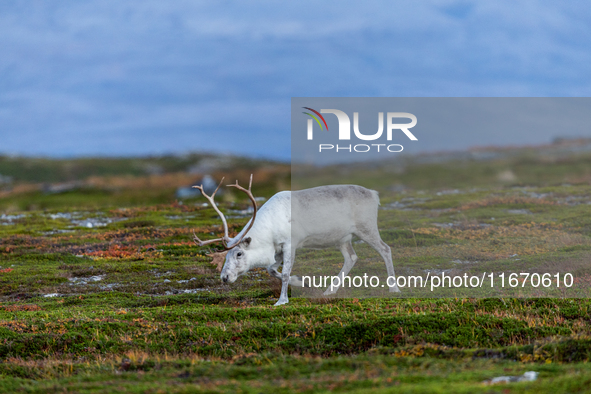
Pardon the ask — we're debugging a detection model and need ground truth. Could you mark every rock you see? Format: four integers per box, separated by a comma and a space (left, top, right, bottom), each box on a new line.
176, 174, 222, 199
484, 371, 538, 384
497, 169, 517, 182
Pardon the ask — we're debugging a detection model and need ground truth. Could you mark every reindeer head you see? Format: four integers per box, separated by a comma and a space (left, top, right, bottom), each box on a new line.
219, 236, 253, 283
192, 175, 258, 284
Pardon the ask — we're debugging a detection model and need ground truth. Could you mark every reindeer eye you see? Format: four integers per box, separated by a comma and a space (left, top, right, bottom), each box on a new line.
237, 252, 243, 257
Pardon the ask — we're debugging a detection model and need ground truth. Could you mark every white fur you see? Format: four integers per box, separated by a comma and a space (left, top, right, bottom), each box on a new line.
219, 185, 400, 306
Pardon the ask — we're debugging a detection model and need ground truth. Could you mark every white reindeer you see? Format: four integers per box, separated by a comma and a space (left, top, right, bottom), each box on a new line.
192, 175, 400, 306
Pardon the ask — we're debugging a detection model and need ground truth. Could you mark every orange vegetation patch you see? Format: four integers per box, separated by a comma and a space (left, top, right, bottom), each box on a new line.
414, 222, 566, 239
79, 227, 193, 242
85, 172, 199, 191
459, 196, 559, 210
0, 226, 238, 256
414, 222, 569, 241
78, 226, 242, 243
86, 166, 288, 193
109, 201, 203, 217
0, 304, 42, 312
0, 268, 13, 273
83, 244, 163, 260
411, 222, 589, 259
572, 274, 591, 287
0, 183, 42, 198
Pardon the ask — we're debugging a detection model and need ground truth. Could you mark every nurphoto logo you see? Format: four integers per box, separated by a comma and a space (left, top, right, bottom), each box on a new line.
303, 107, 418, 153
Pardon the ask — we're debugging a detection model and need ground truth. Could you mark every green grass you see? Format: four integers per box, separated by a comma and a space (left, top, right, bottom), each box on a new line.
2, 150, 591, 392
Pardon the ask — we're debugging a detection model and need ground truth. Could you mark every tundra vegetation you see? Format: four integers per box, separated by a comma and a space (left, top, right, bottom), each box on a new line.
2, 147, 591, 392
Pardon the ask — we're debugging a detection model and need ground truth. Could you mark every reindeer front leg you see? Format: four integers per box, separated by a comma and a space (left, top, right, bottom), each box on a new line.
268, 252, 305, 287
275, 243, 293, 306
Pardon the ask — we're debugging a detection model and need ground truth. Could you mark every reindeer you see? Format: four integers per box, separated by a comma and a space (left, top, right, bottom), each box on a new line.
192, 175, 401, 306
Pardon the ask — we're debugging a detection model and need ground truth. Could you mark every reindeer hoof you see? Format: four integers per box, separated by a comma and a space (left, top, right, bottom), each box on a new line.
389, 286, 401, 293
274, 298, 289, 306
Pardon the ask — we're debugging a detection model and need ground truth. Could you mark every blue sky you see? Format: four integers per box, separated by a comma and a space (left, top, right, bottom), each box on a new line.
1, 1, 590, 160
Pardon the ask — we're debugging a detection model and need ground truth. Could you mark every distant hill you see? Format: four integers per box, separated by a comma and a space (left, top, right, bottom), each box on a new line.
0, 153, 286, 184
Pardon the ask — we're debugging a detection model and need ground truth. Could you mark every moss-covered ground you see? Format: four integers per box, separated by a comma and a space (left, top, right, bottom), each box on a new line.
2, 150, 591, 392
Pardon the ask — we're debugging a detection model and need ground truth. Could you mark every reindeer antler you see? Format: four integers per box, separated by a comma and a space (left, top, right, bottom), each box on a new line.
192, 174, 258, 251
192, 177, 231, 248
225, 174, 257, 248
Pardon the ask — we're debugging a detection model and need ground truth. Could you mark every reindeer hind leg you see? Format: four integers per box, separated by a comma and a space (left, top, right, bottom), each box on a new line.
324, 239, 358, 295
356, 228, 401, 293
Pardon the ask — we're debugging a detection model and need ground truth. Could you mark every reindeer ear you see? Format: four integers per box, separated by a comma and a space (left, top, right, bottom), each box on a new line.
241, 237, 252, 247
